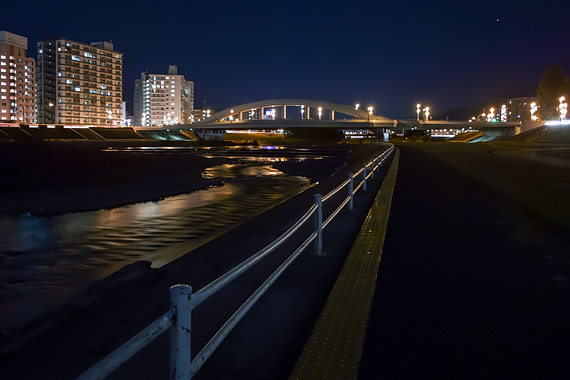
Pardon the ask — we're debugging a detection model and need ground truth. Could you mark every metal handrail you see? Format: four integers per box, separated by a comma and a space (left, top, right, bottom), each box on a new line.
323, 196, 351, 229
79, 144, 395, 380
192, 203, 318, 308
77, 309, 175, 380
322, 178, 350, 202
191, 232, 317, 375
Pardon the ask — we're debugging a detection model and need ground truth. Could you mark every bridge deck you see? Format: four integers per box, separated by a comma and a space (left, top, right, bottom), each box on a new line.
290, 149, 399, 380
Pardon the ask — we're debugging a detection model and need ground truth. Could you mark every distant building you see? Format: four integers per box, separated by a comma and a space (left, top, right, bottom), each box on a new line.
0, 31, 36, 124
36, 38, 123, 126
191, 108, 214, 123
133, 65, 194, 126
507, 97, 537, 122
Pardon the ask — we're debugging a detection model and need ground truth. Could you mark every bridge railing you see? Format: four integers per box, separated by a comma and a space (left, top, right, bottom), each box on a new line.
78, 144, 395, 380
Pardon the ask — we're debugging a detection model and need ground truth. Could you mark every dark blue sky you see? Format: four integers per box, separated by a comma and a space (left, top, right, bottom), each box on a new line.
5, 0, 570, 118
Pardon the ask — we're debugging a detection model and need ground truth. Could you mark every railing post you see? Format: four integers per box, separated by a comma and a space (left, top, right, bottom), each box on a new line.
313, 193, 323, 255
170, 284, 192, 380
370, 160, 375, 179
348, 173, 354, 211
375, 157, 380, 173
362, 165, 367, 191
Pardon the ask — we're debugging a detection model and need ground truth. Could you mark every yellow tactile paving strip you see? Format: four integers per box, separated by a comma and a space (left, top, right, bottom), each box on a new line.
290, 149, 400, 380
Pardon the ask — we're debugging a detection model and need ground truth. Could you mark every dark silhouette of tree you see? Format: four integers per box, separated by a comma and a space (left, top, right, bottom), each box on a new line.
537, 65, 570, 120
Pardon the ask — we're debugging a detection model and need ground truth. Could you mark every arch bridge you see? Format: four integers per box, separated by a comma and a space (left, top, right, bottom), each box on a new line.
197, 99, 395, 129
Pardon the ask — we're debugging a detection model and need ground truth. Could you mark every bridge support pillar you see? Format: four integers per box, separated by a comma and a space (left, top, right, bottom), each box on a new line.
283, 105, 287, 120
306, 106, 310, 120
331, 110, 335, 121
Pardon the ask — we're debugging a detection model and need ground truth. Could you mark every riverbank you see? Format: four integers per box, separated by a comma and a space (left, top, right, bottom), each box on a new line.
0, 143, 227, 216
0, 142, 362, 216
0, 143, 389, 380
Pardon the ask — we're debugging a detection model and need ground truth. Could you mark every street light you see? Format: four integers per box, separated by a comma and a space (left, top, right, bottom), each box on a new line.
530, 102, 538, 121
487, 108, 495, 122
355, 103, 360, 110
416, 104, 421, 121
301, 105, 305, 119
367, 106, 373, 115
560, 96, 567, 121
423, 106, 430, 121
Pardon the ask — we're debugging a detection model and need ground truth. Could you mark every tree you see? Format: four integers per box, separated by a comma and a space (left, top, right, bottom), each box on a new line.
537, 65, 570, 120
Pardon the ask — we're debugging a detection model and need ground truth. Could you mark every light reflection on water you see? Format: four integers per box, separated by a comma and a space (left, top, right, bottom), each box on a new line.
0, 158, 312, 331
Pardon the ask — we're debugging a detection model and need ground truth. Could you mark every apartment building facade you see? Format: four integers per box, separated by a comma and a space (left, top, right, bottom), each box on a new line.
507, 97, 537, 122
0, 31, 36, 124
134, 65, 194, 126
36, 38, 122, 126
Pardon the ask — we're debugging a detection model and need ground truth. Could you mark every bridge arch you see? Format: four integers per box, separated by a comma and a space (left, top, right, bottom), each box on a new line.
201, 99, 392, 123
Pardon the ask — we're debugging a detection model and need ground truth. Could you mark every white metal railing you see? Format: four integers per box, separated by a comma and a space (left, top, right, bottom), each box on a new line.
78, 144, 395, 380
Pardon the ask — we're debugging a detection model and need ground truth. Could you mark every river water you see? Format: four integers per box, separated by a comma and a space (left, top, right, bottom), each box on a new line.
0, 148, 315, 331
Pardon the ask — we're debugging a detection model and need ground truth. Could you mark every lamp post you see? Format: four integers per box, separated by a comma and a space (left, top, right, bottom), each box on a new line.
530, 102, 538, 121
355, 103, 360, 110
487, 108, 495, 122
560, 96, 567, 121
301, 105, 305, 119
416, 103, 421, 121
318, 106, 322, 120
423, 106, 430, 121
367, 106, 373, 121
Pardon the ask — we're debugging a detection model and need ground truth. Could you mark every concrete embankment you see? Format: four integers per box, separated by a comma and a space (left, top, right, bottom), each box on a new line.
0, 143, 393, 380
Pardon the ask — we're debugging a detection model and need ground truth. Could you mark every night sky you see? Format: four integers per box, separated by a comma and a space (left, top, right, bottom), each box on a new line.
4, 0, 570, 118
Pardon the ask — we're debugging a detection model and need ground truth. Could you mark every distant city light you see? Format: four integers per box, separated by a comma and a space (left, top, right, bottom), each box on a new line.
416, 104, 421, 121
500, 104, 507, 123
545, 120, 570, 126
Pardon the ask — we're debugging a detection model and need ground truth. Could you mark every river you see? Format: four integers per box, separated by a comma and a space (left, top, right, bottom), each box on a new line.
0, 147, 316, 332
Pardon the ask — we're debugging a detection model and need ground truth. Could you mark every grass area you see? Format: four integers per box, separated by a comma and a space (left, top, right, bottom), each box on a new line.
397, 142, 570, 231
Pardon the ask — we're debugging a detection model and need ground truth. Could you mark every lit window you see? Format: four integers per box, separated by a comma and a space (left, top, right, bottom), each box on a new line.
74, 87, 81, 92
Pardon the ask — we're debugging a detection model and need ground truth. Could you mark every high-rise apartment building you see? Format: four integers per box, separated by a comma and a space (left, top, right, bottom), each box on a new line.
0, 31, 36, 124
507, 97, 537, 122
134, 65, 194, 126
36, 38, 122, 126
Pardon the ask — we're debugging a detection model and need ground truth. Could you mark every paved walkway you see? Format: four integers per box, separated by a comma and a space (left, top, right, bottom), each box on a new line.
291, 150, 399, 380
358, 143, 570, 379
